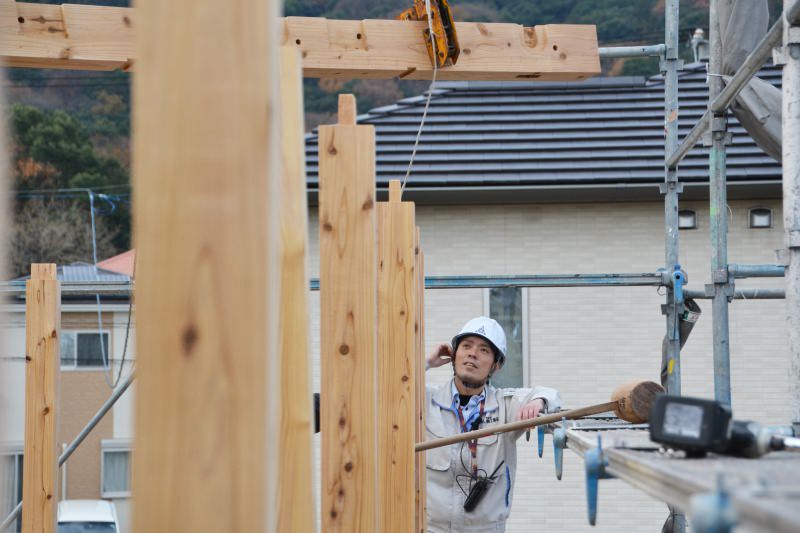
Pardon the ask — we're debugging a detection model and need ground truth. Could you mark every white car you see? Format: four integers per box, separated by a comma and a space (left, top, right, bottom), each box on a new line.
57, 500, 119, 533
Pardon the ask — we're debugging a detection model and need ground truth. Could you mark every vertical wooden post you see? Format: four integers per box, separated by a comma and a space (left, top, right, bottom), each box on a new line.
22, 263, 60, 533
131, 0, 280, 531
414, 228, 427, 532
319, 94, 379, 532
277, 45, 315, 532
377, 180, 416, 532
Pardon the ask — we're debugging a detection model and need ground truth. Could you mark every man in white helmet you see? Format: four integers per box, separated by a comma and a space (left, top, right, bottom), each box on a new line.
424, 316, 562, 532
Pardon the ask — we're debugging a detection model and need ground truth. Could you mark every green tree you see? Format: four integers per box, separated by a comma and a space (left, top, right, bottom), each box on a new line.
9, 104, 127, 191
7, 104, 131, 267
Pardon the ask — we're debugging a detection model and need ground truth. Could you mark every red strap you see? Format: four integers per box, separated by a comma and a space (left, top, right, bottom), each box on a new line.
457, 398, 485, 477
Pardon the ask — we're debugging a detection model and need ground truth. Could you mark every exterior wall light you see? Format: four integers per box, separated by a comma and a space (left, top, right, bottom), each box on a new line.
678, 209, 697, 230
749, 207, 772, 229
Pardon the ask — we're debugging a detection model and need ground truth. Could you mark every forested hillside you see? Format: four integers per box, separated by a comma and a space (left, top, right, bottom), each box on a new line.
2, 0, 782, 273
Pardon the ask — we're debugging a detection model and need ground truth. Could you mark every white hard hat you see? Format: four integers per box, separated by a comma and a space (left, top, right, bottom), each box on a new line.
451, 316, 507, 364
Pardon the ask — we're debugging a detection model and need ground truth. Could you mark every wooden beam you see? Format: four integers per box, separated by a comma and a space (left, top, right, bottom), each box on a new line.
22, 263, 60, 533
0, 2, 600, 81
130, 0, 280, 531
319, 95, 379, 532
377, 180, 416, 533
414, 227, 427, 533
277, 45, 315, 533
338, 94, 357, 126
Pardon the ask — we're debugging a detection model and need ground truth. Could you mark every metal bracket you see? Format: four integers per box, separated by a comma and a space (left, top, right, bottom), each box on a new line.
776, 248, 791, 266
710, 116, 728, 132
774, 46, 787, 66
537, 424, 547, 458
789, 229, 800, 249
671, 266, 686, 305
659, 57, 684, 72
787, 25, 800, 45
712, 268, 729, 284
585, 435, 614, 526
689, 476, 737, 533
553, 419, 567, 480
702, 131, 733, 147
658, 182, 684, 194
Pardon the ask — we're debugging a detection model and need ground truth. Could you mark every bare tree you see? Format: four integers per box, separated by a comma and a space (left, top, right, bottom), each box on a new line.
8, 199, 117, 278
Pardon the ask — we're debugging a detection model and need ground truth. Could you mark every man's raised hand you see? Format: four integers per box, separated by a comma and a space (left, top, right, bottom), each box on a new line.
426, 343, 453, 369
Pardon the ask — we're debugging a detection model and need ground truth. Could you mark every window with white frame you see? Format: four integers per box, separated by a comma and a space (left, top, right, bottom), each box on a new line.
0, 450, 23, 532
60, 331, 110, 369
101, 440, 131, 498
485, 287, 527, 389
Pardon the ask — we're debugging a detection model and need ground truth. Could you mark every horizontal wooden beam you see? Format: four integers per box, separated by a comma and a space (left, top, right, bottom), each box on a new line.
0, 2, 600, 81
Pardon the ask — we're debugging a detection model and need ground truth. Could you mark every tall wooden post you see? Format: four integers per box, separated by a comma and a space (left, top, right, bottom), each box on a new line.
22, 263, 60, 533
414, 228, 427, 532
319, 94, 379, 532
377, 180, 416, 532
277, 45, 315, 532
131, 0, 281, 531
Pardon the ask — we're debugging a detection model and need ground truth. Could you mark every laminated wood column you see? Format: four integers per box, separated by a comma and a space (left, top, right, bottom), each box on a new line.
414, 228, 427, 532
131, 0, 280, 531
277, 45, 315, 532
22, 263, 60, 533
377, 180, 416, 533
319, 94, 379, 532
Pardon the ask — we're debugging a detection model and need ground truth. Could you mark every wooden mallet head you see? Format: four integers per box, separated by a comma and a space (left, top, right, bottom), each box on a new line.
610, 380, 665, 423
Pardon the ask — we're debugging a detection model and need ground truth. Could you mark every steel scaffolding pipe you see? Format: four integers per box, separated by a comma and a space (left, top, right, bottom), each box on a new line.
784, 0, 800, 430
662, 0, 683, 408
684, 288, 786, 300
599, 44, 666, 59
709, 0, 732, 408
728, 264, 787, 278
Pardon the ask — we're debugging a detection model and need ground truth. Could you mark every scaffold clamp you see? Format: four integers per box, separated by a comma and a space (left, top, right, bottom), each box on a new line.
553, 418, 567, 480
537, 424, 546, 458
585, 434, 614, 526
689, 474, 737, 533
672, 265, 686, 305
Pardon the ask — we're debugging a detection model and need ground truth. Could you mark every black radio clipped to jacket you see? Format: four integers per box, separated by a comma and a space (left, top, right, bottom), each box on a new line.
464, 461, 504, 512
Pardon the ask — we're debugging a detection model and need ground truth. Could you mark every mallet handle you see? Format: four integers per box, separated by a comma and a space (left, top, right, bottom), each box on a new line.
415, 400, 619, 452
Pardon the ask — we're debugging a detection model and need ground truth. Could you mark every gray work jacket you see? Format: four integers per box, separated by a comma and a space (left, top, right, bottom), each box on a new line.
425, 379, 562, 533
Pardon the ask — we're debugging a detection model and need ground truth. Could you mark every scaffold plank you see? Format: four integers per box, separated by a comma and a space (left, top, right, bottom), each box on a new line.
564, 421, 800, 533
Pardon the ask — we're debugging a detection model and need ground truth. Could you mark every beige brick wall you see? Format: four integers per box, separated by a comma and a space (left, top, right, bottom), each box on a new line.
308, 198, 790, 532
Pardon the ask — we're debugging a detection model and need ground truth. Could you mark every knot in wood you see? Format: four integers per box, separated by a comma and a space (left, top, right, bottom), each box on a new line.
339, 344, 349, 355
344, 462, 353, 472
182, 324, 199, 356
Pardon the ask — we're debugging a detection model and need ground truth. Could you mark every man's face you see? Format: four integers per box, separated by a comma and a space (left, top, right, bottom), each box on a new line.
453, 335, 497, 387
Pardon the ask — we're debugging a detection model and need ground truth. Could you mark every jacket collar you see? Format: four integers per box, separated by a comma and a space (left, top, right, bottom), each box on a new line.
432, 378, 499, 414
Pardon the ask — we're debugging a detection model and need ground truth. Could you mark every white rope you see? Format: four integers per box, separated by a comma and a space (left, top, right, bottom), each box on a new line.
401, 0, 439, 197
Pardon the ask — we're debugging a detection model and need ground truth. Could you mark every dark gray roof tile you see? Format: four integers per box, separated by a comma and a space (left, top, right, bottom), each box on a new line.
305, 64, 782, 190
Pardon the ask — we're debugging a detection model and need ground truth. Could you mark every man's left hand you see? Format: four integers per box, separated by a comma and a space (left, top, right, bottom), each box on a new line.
517, 398, 546, 421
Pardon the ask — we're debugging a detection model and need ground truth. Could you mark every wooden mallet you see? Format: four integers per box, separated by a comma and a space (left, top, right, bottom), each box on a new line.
415, 380, 664, 452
